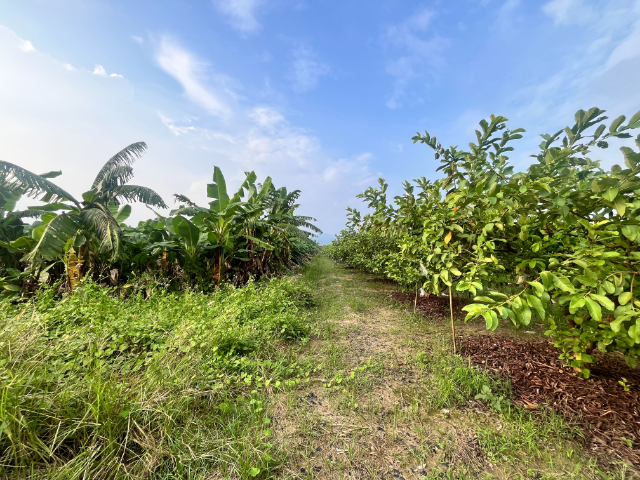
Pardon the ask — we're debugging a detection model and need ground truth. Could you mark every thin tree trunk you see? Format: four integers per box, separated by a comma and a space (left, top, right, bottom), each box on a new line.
414, 284, 418, 314
449, 284, 456, 354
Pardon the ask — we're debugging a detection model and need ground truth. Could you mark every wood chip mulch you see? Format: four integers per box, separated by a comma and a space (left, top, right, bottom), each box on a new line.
459, 335, 640, 468
390, 291, 468, 319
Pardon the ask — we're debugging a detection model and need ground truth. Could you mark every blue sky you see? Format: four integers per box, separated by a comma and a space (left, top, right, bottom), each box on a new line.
1, 0, 639, 242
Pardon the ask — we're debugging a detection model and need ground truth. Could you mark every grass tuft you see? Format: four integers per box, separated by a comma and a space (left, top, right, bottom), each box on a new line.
415, 338, 508, 410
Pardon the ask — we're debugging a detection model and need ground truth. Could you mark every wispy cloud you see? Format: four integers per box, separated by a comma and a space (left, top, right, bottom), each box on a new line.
212, 0, 265, 35
491, 0, 640, 169
131, 35, 144, 44
159, 113, 197, 136
155, 36, 230, 116
383, 8, 449, 109
288, 44, 329, 93
249, 106, 285, 130
606, 18, 640, 70
542, 0, 596, 25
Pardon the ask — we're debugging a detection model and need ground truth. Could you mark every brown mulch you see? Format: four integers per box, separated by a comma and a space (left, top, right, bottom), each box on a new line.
459, 335, 640, 468
390, 291, 468, 319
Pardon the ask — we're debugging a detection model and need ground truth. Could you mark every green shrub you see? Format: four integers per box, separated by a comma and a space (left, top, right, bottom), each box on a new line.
333, 107, 640, 376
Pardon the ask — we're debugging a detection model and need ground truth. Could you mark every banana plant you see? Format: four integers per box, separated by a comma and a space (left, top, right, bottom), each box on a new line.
193, 167, 269, 284
1, 152, 321, 295
171, 166, 320, 284
0, 164, 79, 292
24, 143, 167, 269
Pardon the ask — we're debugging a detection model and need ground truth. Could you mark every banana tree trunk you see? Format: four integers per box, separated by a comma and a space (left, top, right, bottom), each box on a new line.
67, 244, 87, 289
213, 250, 224, 285
161, 247, 168, 270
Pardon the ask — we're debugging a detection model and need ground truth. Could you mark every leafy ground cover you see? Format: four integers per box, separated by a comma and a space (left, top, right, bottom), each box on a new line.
0, 275, 316, 478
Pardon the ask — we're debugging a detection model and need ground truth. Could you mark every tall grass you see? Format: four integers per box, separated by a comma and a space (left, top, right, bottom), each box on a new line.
0, 276, 314, 479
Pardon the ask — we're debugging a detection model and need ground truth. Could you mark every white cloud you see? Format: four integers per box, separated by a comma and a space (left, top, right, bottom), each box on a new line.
155, 36, 230, 116
288, 44, 329, 93
212, 0, 265, 35
131, 35, 144, 44
159, 113, 197, 136
64, 63, 76, 71
384, 8, 449, 109
94, 65, 123, 78
542, 0, 597, 25
321, 154, 374, 185
386, 9, 436, 54
20, 39, 34, 52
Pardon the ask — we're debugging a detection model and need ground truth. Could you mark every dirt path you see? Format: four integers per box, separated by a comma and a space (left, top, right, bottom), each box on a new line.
274, 271, 438, 479
270, 257, 635, 480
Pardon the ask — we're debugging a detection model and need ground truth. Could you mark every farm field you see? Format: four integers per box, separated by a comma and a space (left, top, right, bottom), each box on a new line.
3, 2, 640, 478
2, 106, 640, 479
3, 253, 637, 479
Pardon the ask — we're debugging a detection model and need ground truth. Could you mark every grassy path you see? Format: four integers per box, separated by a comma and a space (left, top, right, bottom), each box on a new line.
271, 255, 629, 480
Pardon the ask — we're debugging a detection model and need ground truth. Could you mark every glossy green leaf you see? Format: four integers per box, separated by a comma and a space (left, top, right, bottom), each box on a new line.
619, 292, 633, 306
613, 195, 627, 216
629, 325, 640, 343
590, 294, 615, 311
576, 275, 597, 287
585, 297, 602, 322
172, 215, 200, 248
540, 271, 554, 290
526, 294, 545, 320
552, 275, 575, 293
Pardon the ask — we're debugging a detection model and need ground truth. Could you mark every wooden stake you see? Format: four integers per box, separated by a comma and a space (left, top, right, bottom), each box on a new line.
450, 284, 456, 354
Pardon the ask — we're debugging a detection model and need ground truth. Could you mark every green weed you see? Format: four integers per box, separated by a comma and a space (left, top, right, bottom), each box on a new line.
415, 339, 507, 410
0, 275, 314, 478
